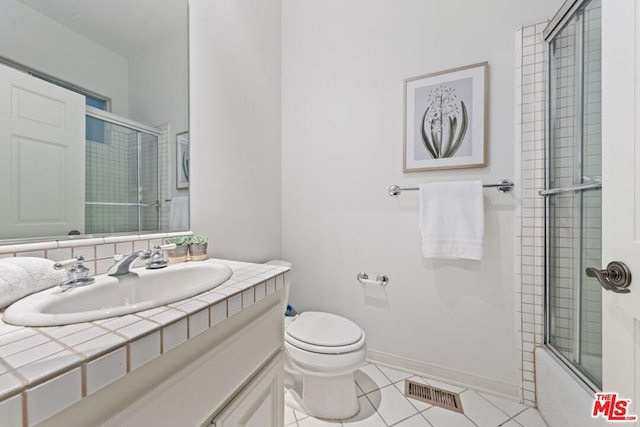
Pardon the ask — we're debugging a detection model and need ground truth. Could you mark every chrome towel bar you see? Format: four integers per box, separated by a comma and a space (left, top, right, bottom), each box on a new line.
388, 179, 514, 197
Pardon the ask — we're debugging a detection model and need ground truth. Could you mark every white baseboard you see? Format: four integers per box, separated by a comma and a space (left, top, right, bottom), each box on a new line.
366, 349, 521, 401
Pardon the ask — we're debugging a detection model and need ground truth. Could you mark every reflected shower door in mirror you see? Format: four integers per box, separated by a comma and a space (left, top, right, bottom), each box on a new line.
84, 110, 162, 235
0, 0, 189, 242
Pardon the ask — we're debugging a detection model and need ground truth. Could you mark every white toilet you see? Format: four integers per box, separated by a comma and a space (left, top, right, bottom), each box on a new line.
267, 260, 367, 420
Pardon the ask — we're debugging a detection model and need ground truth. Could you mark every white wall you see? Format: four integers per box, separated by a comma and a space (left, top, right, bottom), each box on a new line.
282, 0, 563, 395
189, 0, 282, 261
129, 19, 189, 199
0, 1, 129, 117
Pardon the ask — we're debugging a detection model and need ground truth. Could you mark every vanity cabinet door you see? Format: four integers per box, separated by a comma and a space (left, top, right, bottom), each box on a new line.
212, 351, 284, 427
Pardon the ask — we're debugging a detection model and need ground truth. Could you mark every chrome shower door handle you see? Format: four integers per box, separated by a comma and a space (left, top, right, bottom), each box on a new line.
585, 261, 632, 294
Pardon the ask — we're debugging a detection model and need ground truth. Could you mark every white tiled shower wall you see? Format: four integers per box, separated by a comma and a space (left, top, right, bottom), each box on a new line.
85, 124, 136, 234
516, 8, 602, 406
515, 22, 547, 408
156, 124, 170, 232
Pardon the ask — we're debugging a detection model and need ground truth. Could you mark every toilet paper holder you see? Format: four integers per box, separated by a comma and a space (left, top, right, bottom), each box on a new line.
357, 272, 389, 287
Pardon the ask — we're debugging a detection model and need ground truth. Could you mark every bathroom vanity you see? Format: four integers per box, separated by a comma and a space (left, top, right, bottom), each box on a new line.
0, 259, 287, 427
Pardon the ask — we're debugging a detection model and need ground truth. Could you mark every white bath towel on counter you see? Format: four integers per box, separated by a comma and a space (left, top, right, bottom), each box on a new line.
419, 180, 484, 260
0, 257, 66, 308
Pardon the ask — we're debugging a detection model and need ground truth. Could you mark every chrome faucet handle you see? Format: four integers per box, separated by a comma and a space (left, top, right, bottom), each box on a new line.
146, 244, 176, 270
107, 250, 151, 277
53, 256, 95, 289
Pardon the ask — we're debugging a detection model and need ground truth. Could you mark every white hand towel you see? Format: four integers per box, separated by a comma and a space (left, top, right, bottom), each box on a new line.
419, 181, 484, 260
169, 195, 189, 231
0, 257, 66, 308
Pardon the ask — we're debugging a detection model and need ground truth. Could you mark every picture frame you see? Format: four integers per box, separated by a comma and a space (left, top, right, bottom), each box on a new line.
176, 131, 189, 189
403, 62, 487, 172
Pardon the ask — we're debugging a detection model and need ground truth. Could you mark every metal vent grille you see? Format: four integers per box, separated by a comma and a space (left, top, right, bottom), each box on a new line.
404, 379, 464, 414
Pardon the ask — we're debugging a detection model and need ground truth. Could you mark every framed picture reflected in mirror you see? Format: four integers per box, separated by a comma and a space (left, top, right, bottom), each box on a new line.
176, 131, 189, 189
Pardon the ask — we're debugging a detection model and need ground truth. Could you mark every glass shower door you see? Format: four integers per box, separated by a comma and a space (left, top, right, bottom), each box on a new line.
545, 0, 602, 390
139, 131, 160, 232
85, 119, 160, 234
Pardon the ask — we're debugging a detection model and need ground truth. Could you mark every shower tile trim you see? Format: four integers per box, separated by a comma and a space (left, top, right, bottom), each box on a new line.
0, 258, 288, 426
516, 21, 548, 407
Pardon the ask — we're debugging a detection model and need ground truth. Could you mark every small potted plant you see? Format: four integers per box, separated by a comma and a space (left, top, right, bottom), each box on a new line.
188, 236, 208, 261
165, 236, 189, 263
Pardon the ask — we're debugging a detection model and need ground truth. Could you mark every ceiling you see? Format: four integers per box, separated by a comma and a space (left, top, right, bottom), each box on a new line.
18, 0, 186, 59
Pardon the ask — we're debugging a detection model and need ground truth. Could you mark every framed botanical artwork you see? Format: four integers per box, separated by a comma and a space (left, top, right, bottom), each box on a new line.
403, 62, 487, 172
176, 131, 189, 189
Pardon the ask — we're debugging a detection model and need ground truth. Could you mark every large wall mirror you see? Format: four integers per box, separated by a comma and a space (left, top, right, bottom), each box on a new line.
0, 0, 189, 243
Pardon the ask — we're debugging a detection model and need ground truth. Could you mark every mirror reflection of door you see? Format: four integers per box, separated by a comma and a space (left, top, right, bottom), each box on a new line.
0, 62, 85, 239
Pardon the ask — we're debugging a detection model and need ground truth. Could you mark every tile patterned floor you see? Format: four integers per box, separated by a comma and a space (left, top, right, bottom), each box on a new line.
285, 363, 548, 427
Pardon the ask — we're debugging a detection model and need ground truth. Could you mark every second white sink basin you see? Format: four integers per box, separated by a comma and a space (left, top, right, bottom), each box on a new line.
3, 261, 232, 327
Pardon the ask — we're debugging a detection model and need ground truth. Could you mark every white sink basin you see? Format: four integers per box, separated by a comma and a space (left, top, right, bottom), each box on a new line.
3, 262, 232, 327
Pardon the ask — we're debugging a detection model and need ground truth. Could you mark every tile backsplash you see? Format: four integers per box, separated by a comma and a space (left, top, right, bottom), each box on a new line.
0, 232, 192, 276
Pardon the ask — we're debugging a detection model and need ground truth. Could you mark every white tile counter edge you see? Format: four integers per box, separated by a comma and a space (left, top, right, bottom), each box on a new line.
0, 258, 288, 426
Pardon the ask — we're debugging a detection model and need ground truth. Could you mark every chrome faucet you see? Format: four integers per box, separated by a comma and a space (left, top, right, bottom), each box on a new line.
107, 250, 151, 276
107, 244, 177, 276
54, 256, 95, 288
146, 244, 174, 269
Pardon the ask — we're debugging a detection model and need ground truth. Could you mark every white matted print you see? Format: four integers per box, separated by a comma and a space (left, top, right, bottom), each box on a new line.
403, 62, 487, 172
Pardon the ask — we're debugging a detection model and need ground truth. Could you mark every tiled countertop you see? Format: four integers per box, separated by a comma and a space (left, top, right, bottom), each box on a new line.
0, 258, 289, 426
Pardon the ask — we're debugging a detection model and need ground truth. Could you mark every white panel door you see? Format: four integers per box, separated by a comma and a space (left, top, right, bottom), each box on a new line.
0, 62, 85, 239
601, 0, 640, 422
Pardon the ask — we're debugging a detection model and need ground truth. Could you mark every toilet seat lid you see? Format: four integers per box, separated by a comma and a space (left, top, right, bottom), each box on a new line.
285, 312, 363, 348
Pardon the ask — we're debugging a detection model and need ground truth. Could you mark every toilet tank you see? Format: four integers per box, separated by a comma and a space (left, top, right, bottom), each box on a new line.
265, 259, 291, 314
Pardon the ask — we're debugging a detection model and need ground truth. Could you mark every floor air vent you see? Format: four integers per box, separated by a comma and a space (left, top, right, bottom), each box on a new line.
404, 379, 464, 414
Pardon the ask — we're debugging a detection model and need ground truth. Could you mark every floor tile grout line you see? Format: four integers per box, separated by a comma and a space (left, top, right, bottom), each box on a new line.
415, 409, 435, 427
392, 380, 434, 418
466, 412, 481, 427
374, 362, 411, 386
361, 383, 390, 427
474, 388, 527, 419
365, 366, 468, 427
406, 374, 528, 426
387, 410, 427, 426
459, 389, 515, 426
293, 362, 545, 427
356, 362, 394, 427
499, 406, 530, 426
373, 362, 469, 423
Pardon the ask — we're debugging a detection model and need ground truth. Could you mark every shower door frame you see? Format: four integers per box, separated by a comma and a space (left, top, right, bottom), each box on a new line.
542, 0, 602, 393
85, 106, 162, 234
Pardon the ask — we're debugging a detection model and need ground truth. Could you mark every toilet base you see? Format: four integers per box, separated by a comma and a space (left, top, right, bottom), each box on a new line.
286, 372, 359, 420
282, 311, 366, 420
